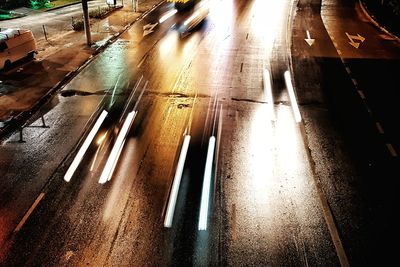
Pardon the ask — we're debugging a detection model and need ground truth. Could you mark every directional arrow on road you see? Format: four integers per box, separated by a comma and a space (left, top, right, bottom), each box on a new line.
345, 32, 365, 49
305, 30, 315, 46
143, 23, 158, 37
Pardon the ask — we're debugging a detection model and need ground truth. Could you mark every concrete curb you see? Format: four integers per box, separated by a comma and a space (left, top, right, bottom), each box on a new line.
0, 0, 165, 142
358, 0, 400, 41
44, 1, 82, 12
0, 13, 26, 21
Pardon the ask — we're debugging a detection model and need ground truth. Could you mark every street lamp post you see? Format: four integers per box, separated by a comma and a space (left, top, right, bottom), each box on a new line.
81, 0, 92, 45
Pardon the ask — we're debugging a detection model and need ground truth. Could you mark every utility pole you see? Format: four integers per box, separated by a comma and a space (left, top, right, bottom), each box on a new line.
81, 0, 92, 45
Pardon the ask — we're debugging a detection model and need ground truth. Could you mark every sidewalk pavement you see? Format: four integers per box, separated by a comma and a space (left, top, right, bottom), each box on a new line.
0, 0, 164, 136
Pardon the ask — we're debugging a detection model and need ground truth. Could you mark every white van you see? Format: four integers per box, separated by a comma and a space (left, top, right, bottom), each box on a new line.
0, 29, 37, 70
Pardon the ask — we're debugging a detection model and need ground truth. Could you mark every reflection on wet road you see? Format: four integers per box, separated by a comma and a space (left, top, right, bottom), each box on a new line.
1, 0, 399, 265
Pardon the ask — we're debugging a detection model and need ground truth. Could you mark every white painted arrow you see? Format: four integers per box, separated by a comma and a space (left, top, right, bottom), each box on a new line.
305, 30, 315, 46
345, 32, 365, 49
143, 23, 158, 37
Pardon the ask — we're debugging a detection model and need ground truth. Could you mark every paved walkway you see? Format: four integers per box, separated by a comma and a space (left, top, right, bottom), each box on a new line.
0, 0, 164, 133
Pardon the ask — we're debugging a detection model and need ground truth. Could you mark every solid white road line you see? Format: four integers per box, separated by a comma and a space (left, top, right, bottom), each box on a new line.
99, 111, 137, 184
164, 135, 191, 228
198, 136, 216, 231
263, 68, 275, 120
14, 192, 45, 232
64, 110, 108, 182
284, 71, 302, 123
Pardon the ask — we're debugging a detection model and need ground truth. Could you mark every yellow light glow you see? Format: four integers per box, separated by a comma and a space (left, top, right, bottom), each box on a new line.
97, 131, 108, 145
159, 31, 178, 58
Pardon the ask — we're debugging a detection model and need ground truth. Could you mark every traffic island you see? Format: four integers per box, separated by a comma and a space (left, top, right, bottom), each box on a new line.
359, 0, 400, 38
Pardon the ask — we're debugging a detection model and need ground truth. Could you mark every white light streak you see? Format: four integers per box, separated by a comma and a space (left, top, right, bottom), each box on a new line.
64, 110, 108, 182
183, 10, 201, 26
159, 9, 177, 23
284, 71, 302, 123
164, 135, 191, 228
198, 136, 216, 231
97, 131, 108, 145
263, 68, 275, 121
99, 111, 137, 184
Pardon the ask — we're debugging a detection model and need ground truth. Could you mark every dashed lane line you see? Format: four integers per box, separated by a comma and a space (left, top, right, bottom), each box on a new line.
375, 122, 384, 134
386, 143, 398, 157
14, 192, 45, 232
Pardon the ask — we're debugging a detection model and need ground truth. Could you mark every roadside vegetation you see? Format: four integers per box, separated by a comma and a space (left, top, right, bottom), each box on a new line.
72, 6, 120, 31
0, 9, 25, 20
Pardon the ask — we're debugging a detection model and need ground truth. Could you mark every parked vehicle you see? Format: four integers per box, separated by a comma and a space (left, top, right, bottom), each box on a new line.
0, 28, 37, 70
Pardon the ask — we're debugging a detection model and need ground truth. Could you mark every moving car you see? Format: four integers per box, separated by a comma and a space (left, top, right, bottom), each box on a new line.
177, 1, 209, 37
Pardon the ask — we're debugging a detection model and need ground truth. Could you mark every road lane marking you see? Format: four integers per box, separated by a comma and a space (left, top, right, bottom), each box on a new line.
263, 68, 275, 121
143, 22, 158, 37
337, 49, 342, 55
375, 122, 384, 134
284, 71, 302, 122
326, 26, 395, 164
345, 32, 365, 49
137, 54, 148, 68
99, 111, 137, 184
305, 30, 315, 46
64, 110, 108, 182
14, 192, 45, 232
357, 90, 366, 99
298, 122, 350, 267
198, 136, 216, 231
164, 135, 191, 228
386, 143, 398, 157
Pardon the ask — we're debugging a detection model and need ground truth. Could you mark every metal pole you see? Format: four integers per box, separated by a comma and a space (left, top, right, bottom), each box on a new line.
41, 116, 48, 128
42, 25, 47, 41
19, 128, 24, 143
81, 0, 92, 45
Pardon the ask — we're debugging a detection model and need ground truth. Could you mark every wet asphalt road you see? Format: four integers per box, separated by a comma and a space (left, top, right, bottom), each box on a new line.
1, 0, 399, 266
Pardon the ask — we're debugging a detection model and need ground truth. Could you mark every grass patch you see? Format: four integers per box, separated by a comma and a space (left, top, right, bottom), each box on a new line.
72, 6, 117, 31
29, 0, 80, 10
46, 0, 81, 9
0, 9, 25, 20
